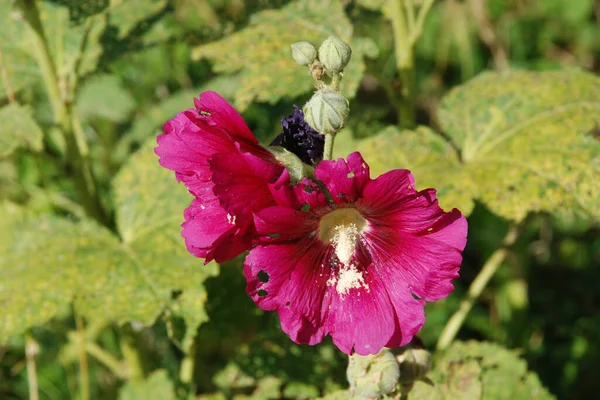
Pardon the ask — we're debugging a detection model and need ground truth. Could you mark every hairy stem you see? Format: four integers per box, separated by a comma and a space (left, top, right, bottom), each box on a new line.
323, 133, 336, 160
436, 226, 519, 350
17, 0, 107, 225
25, 336, 40, 400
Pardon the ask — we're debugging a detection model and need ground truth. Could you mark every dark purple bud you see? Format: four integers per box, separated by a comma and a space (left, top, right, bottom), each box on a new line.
270, 106, 324, 165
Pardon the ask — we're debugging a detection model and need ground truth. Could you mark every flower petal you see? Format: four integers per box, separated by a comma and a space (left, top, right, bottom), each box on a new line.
244, 241, 331, 329
315, 152, 370, 204
193, 91, 257, 144
182, 187, 250, 263
364, 226, 462, 302
156, 109, 238, 195
323, 270, 397, 355
210, 151, 284, 224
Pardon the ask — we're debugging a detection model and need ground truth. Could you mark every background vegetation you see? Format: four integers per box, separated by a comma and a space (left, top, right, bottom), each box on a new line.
1, 0, 599, 399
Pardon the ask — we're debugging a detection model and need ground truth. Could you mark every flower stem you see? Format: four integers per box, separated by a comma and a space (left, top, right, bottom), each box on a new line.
17, 0, 107, 225
436, 225, 519, 350
25, 335, 40, 400
323, 133, 336, 160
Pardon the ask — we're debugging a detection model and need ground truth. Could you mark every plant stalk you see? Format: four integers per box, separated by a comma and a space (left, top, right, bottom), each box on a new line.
75, 314, 91, 400
323, 133, 336, 160
389, 0, 416, 128
436, 226, 519, 350
17, 0, 107, 225
25, 335, 40, 400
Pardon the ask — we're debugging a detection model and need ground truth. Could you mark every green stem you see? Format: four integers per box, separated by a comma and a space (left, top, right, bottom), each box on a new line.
86, 342, 127, 379
180, 340, 197, 385
120, 326, 145, 380
389, 0, 416, 128
410, 0, 435, 44
75, 314, 91, 400
436, 226, 519, 350
25, 335, 40, 400
17, 0, 107, 225
323, 133, 335, 160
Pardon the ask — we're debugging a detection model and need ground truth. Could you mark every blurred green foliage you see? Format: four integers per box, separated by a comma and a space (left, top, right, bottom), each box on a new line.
1, 0, 599, 399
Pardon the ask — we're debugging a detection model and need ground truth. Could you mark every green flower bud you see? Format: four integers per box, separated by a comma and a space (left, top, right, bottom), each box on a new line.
396, 346, 432, 384
318, 36, 352, 73
291, 41, 317, 66
303, 90, 349, 135
347, 349, 400, 399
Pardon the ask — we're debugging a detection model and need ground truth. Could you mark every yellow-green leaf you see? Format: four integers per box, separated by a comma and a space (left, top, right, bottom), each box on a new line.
0, 1, 106, 99
409, 341, 554, 399
0, 143, 218, 342
76, 74, 136, 122
354, 70, 600, 221
107, 0, 168, 39
191, 0, 377, 110
0, 103, 44, 158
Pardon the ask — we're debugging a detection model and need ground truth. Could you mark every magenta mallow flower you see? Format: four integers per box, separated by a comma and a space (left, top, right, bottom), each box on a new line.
245, 153, 467, 355
155, 91, 285, 263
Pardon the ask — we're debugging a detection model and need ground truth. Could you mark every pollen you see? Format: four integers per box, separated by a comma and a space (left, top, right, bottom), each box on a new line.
227, 214, 236, 225
320, 207, 369, 295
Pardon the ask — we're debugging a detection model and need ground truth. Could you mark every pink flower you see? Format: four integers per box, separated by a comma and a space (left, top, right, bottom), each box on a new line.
245, 152, 467, 355
155, 91, 285, 263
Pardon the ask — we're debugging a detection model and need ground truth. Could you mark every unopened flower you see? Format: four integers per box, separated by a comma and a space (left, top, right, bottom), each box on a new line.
155, 91, 286, 263
244, 153, 467, 355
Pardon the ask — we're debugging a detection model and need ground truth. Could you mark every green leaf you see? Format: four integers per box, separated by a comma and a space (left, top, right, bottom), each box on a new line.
0, 1, 106, 100
107, 0, 168, 39
0, 143, 218, 342
0, 103, 44, 158
0, 3, 41, 99
41, 2, 106, 78
112, 76, 240, 163
408, 341, 555, 399
191, 0, 377, 110
80, 141, 219, 325
76, 74, 136, 122
353, 70, 600, 220
118, 369, 175, 400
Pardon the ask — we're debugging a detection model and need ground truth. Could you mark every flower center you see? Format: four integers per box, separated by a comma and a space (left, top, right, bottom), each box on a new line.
319, 208, 369, 295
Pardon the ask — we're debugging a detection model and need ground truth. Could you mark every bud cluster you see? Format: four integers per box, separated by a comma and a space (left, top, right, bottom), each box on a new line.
290, 36, 352, 137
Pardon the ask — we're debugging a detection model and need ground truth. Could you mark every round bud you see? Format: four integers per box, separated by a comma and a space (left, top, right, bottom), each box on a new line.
302, 90, 349, 135
397, 347, 432, 384
347, 349, 400, 398
318, 36, 352, 73
291, 41, 317, 66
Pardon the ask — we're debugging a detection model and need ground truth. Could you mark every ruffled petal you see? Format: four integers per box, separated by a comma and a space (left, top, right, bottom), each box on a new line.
314, 152, 370, 204
181, 187, 250, 263
210, 152, 284, 224
364, 225, 462, 302
156, 109, 239, 197
193, 91, 256, 144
